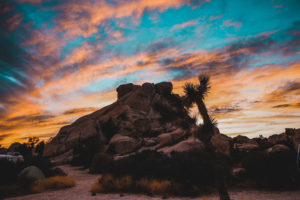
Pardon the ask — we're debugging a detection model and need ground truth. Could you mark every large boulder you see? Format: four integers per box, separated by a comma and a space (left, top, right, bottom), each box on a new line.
109, 134, 141, 154
18, 166, 45, 187
155, 82, 173, 95
266, 144, 290, 154
158, 137, 205, 155
156, 128, 186, 148
116, 83, 138, 99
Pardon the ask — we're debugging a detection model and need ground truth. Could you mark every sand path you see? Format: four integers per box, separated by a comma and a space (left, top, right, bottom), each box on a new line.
6, 165, 300, 200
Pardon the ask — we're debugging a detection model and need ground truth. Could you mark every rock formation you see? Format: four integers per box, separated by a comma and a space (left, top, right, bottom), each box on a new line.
44, 82, 197, 159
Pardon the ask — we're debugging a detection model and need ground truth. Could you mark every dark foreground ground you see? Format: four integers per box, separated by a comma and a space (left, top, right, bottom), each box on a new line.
5, 165, 300, 200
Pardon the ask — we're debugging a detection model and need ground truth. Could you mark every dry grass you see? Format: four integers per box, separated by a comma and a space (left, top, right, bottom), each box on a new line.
90, 174, 182, 196
90, 174, 133, 193
136, 178, 172, 195
31, 176, 75, 193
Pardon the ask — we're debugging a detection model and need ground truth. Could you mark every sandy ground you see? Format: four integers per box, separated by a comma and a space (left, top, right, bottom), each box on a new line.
6, 165, 300, 200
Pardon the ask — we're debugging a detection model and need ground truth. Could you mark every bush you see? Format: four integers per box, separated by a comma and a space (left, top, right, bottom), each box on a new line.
90, 174, 133, 193
31, 176, 75, 193
90, 175, 183, 196
89, 150, 219, 193
136, 178, 173, 195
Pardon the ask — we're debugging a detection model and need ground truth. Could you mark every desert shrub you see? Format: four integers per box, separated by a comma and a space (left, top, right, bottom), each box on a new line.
90, 175, 177, 195
31, 176, 75, 193
89, 153, 114, 174
136, 178, 173, 195
90, 174, 129, 193
90, 175, 204, 196
242, 150, 299, 188
90, 150, 218, 193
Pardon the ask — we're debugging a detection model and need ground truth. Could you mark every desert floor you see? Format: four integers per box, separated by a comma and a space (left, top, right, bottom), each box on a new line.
6, 165, 300, 200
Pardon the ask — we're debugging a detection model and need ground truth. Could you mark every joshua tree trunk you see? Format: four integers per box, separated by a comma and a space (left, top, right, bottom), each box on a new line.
195, 99, 211, 125
207, 142, 231, 200
195, 99, 231, 200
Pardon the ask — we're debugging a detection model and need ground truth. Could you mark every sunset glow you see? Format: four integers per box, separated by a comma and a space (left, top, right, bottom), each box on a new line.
0, 0, 300, 146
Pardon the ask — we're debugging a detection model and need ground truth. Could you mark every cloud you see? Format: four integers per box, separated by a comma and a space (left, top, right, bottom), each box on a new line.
0, 134, 12, 142
210, 105, 241, 115
272, 104, 290, 108
172, 19, 198, 30
62, 107, 98, 115
7, 114, 55, 123
265, 81, 300, 103
223, 19, 242, 28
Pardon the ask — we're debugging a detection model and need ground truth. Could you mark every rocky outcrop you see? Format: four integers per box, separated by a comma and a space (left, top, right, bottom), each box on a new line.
44, 82, 197, 159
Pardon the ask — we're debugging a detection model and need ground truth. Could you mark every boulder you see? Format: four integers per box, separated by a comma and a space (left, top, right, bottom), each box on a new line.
109, 134, 141, 154
18, 166, 45, 187
116, 83, 138, 99
266, 144, 290, 154
156, 128, 186, 148
158, 137, 205, 155
211, 133, 232, 156
234, 143, 259, 153
155, 82, 173, 94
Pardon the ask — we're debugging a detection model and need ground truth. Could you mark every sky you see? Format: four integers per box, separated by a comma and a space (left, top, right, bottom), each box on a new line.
0, 0, 300, 147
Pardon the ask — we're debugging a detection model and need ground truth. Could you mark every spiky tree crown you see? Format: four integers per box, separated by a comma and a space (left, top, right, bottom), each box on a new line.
183, 74, 211, 104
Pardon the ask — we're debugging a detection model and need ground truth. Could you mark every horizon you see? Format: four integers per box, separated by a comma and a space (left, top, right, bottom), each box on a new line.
1, 0, 300, 147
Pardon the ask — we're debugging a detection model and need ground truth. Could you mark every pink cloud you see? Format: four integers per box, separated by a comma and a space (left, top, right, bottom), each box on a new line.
209, 15, 223, 21
172, 20, 198, 30
223, 20, 242, 28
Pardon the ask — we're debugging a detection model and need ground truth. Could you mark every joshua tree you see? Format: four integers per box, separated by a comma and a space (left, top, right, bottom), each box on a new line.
183, 74, 230, 200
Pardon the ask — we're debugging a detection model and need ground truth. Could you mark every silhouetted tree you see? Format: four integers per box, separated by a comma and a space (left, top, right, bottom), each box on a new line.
27, 137, 40, 149
183, 74, 230, 200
